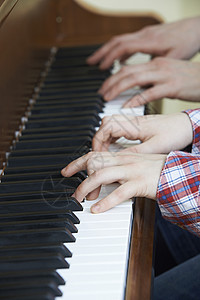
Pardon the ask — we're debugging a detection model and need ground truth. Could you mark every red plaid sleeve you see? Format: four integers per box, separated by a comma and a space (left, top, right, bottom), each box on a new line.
157, 151, 200, 236
157, 109, 200, 236
185, 109, 200, 154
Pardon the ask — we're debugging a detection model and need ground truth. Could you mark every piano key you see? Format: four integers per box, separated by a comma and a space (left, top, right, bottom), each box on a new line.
0, 243, 72, 258
0, 253, 69, 272
44, 75, 107, 84
0, 227, 76, 246
55, 44, 100, 57
2, 170, 86, 182
13, 136, 92, 150
0, 197, 83, 213
8, 146, 89, 158
0, 177, 82, 193
27, 109, 100, 121
21, 124, 96, 135
0, 294, 55, 300
0, 270, 65, 286
0, 283, 62, 299
39, 84, 99, 96
33, 96, 104, 107
4, 163, 83, 175
37, 91, 103, 101
0, 218, 78, 233
0, 210, 80, 224
19, 130, 94, 141
41, 79, 103, 88
7, 153, 81, 167
25, 116, 100, 129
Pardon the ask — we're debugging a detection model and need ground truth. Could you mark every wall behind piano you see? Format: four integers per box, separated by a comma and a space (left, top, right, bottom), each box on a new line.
81, 0, 200, 114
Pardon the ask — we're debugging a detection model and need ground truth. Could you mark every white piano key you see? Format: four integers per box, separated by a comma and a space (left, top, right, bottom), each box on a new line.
66, 243, 129, 256
57, 53, 149, 300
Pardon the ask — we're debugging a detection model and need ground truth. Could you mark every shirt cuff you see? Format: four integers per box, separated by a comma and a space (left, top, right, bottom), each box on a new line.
184, 109, 200, 154
157, 150, 200, 236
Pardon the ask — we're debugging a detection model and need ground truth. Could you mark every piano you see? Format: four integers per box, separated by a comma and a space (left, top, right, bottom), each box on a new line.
0, 1, 161, 299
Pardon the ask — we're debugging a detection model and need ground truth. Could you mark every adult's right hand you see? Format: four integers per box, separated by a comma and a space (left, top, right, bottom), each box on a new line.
87, 17, 200, 70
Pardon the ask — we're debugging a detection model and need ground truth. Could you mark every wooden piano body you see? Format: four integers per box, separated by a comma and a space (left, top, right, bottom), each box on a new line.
0, 0, 161, 299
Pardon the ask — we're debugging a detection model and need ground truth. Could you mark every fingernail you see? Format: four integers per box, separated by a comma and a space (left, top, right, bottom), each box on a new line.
104, 92, 111, 100
61, 168, 66, 175
91, 204, 101, 214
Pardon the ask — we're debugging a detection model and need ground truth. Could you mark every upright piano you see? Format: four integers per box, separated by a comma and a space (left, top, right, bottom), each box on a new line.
0, 1, 162, 299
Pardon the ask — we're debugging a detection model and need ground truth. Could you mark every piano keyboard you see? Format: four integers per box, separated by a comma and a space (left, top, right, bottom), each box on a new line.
0, 45, 146, 300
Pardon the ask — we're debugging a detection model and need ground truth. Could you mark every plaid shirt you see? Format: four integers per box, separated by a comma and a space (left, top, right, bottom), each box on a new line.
157, 109, 200, 236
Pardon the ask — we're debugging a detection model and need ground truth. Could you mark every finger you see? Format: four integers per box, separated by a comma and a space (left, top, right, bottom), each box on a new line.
73, 166, 124, 202
86, 187, 101, 201
92, 121, 124, 152
99, 41, 134, 70
90, 181, 138, 213
99, 38, 159, 70
99, 62, 154, 95
103, 70, 164, 101
123, 84, 167, 108
61, 152, 91, 177
87, 38, 121, 66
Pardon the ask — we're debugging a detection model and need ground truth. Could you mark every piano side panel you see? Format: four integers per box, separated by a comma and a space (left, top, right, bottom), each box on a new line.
126, 198, 156, 300
0, 0, 53, 168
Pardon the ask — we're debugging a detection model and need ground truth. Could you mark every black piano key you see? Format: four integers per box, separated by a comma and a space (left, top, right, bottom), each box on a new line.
31, 103, 103, 115
0, 227, 76, 246
0, 243, 71, 258
0, 279, 62, 295
8, 145, 89, 157
27, 109, 100, 121
0, 197, 83, 213
55, 44, 100, 57
13, 136, 92, 150
39, 84, 99, 96
4, 163, 86, 176
33, 96, 104, 107
0, 210, 80, 224
25, 115, 100, 129
41, 79, 103, 88
7, 153, 81, 167
21, 124, 96, 135
0, 177, 81, 193
19, 129, 95, 141
0, 270, 65, 286
2, 170, 86, 182
44, 74, 107, 85
37, 91, 102, 101
0, 218, 78, 233
0, 283, 62, 298
46, 67, 109, 79
0, 294, 55, 300
0, 253, 69, 272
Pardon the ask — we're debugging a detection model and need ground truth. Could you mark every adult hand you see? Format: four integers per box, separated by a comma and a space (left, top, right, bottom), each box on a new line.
98, 58, 200, 107
92, 112, 193, 154
61, 151, 166, 213
87, 17, 200, 70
